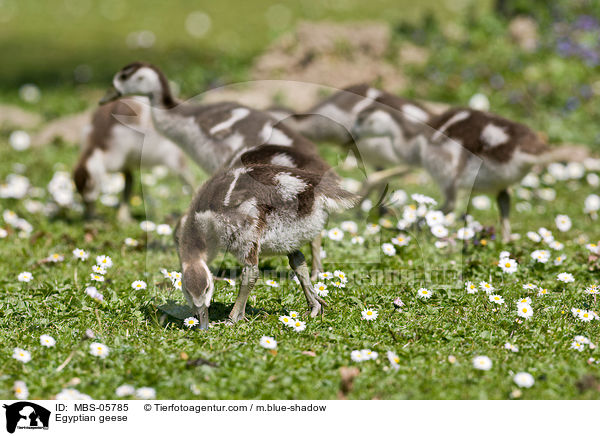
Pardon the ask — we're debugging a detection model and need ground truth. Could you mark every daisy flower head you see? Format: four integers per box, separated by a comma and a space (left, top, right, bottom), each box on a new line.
465, 281, 478, 294
411, 193, 437, 206
351, 236, 365, 245
259, 336, 277, 349
115, 384, 135, 397
131, 280, 147, 290
430, 225, 448, 238
90, 273, 104, 282
340, 220, 358, 234
538, 227, 554, 242
334, 270, 347, 282
156, 224, 172, 236
522, 283, 537, 290
531, 250, 550, 263
578, 311, 594, 322
382, 243, 396, 256
527, 231, 542, 242
265, 279, 279, 288
96, 255, 113, 268
292, 320, 306, 332
362, 349, 378, 360
89, 342, 110, 358
557, 272, 575, 283
514, 372, 535, 388
17, 271, 33, 282
85, 286, 103, 301
183, 317, 199, 328
13, 381, 28, 400
135, 387, 156, 400
172, 278, 182, 290
571, 307, 583, 318
364, 223, 381, 235
457, 227, 475, 240
47, 253, 64, 263
315, 282, 328, 297
351, 350, 365, 362
499, 258, 518, 274
553, 255, 566, 266
489, 294, 505, 305
72, 248, 89, 261
586, 243, 600, 255
391, 234, 410, 247
584, 284, 599, 295
393, 297, 404, 308
92, 265, 107, 275
140, 220, 156, 232
549, 240, 564, 251
124, 237, 139, 247
40, 334, 56, 347
417, 288, 432, 299
479, 282, 494, 294
279, 315, 294, 326
318, 271, 333, 280
425, 210, 445, 227
224, 278, 236, 287
499, 251, 511, 260
537, 288, 549, 296
517, 303, 533, 319
289, 311, 299, 319
555, 214, 572, 232
327, 227, 344, 241
517, 297, 532, 305
504, 342, 519, 352
331, 279, 345, 288
472, 355, 492, 370
387, 351, 400, 370
379, 217, 394, 229
361, 308, 378, 321
570, 341, 585, 352
12, 348, 31, 363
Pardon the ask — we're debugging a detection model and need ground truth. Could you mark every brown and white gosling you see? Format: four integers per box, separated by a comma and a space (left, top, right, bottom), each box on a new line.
352, 106, 588, 242
174, 156, 356, 329
268, 83, 432, 193
100, 62, 329, 277
73, 97, 194, 221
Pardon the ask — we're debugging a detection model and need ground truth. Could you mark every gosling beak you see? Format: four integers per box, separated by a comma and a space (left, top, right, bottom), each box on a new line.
99, 86, 122, 105
196, 306, 210, 330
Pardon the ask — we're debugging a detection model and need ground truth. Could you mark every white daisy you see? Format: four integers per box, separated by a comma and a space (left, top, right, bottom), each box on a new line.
17, 272, 33, 282
351, 236, 365, 245
135, 387, 156, 399
557, 272, 574, 283
327, 227, 344, 241
40, 334, 56, 347
292, 320, 306, 332
183, 317, 199, 328
47, 253, 64, 263
279, 315, 294, 326
340, 221, 358, 234
13, 380, 29, 400
411, 193, 437, 205
472, 355, 492, 370
522, 283, 537, 290
92, 265, 107, 275
555, 214, 572, 232
457, 227, 475, 240
382, 243, 396, 256
96, 255, 113, 268
430, 225, 448, 238
527, 231, 542, 242
259, 336, 277, 349
361, 308, 378, 321
513, 372, 535, 388
89, 342, 110, 358
72, 248, 89, 261
351, 350, 365, 362
417, 288, 432, 299
265, 279, 279, 288
156, 224, 173, 236
90, 273, 104, 282
537, 288, 549, 296
362, 349, 378, 360
140, 220, 156, 232
517, 303, 533, 319
314, 282, 328, 297
12, 348, 31, 363
115, 384, 135, 397
465, 281, 478, 294
391, 235, 410, 247
531, 250, 550, 263
131, 280, 147, 290
386, 351, 400, 370
479, 282, 495, 294
504, 342, 519, 352
489, 294, 505, 304
124, 237, 139, 247
499, 258, 518, 274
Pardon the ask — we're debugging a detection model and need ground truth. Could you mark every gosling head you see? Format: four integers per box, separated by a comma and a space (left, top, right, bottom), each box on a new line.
351, 108, 398, 140
100, 62, 174, 107
181, 257, 214, 330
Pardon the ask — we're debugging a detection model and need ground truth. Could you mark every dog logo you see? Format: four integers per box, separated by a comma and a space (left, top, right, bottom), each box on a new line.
3, 402, 50, 433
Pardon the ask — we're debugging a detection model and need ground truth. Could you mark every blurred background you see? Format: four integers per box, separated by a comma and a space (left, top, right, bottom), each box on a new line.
0, 0, 598, 147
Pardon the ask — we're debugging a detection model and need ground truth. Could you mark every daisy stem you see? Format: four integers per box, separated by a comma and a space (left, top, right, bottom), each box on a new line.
55, 349, 76, 372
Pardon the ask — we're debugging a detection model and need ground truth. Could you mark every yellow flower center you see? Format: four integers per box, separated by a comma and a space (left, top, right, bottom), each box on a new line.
367, 311, 372, 316
505, 263, 511, 267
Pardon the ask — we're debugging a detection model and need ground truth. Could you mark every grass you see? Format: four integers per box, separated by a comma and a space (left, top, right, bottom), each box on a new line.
1, 2, 600, 400
0, 136, 599, 400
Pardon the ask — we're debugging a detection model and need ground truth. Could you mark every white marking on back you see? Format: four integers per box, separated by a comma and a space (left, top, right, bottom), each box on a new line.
270, 153, 295, 167
223, 167, 248, 206
480, 123, 509, 147
275, 173, 307, 200
351, 88, 381, 115
260, 123, 293, 146
402, 104, 430, 123
209, 108, 250, 135
432, 110, 471, 141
